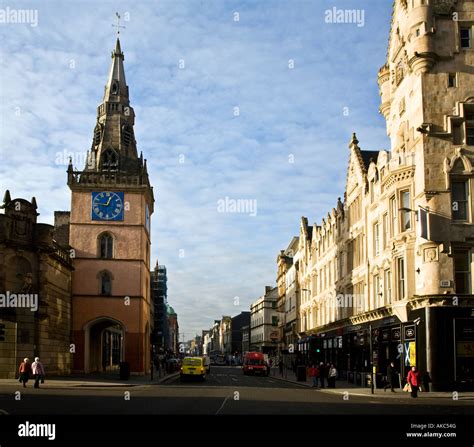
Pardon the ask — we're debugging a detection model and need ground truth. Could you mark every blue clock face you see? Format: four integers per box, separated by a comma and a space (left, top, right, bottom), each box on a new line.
91, 191, 124, 221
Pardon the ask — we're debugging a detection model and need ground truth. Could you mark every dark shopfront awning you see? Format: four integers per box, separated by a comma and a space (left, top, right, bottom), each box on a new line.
315, 315, 403, 338
298, 335, 318, 344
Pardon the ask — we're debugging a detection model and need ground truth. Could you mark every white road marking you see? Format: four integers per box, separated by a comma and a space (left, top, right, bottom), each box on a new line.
215, 394, 231, 415
0, 409, 9, 415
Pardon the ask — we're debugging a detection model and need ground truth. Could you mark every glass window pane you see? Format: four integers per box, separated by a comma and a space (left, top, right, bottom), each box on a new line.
466, 125, 474, 145
454, 250, 469, 271
455, 273, 469, 294
461, 28, 471, 48
101, 273, 111, 295
401, 191, 411, 230
454, 250, 470, 294
452, 181, 468, 220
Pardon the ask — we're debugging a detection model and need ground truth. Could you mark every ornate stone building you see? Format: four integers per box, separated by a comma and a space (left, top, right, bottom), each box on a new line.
292, 0, 474, 391
67, 38, 154, 374
0, 192, 73, 378
276, 236, 299, 354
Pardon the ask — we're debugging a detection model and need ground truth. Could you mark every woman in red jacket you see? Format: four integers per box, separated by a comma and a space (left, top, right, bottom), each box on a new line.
309, 364, 319, 387
407, 366, 421, 398
18, 358, 31, 388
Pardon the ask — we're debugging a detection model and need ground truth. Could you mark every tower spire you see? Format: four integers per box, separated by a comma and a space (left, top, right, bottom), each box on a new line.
83, 37, 144, 177
103, 36, 127, 102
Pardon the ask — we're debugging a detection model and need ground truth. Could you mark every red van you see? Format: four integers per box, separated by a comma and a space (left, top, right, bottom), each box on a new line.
242, 352, 269, 376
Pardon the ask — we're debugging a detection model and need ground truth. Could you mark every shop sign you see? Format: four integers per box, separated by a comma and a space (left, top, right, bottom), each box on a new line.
404, 325, 416, 341
337, 336, 343, 348
457, 341, 474, 357
391, 328, 401, 341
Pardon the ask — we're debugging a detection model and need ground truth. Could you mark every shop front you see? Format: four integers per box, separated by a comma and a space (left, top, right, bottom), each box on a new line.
316, 315, 417, 388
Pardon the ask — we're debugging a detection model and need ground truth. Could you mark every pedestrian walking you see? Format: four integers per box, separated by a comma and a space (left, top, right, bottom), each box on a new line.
31, 357, 45, 389
384, 361, 397, 392
319, 362, 326, 388
18, 358, 31, 388
328, 364, 337, 388
407, 366, 421, 398
309, 364, 319, 387
278, 358, 284, 377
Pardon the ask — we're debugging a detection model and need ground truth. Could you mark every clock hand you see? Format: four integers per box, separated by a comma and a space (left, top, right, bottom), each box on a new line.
105, 196, 112, 206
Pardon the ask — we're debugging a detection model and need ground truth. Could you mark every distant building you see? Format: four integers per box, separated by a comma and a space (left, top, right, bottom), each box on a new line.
276, 237, 299, 354
250, 286, 279, 354
209, 320, 221, 354
231, 311, 250, 355
201, 330, 210, 355
151, 262, 167, 353
220, 316, 232, 355
167, 305, 179, 354
241, 325, 250, 354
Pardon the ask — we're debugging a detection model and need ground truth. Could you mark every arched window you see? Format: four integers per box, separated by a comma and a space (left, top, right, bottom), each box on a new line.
99, 233, 114, 259
100, 271, 112, 295
101, 149, 118, 172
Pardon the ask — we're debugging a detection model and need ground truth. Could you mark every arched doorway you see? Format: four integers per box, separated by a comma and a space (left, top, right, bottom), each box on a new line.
84, 317, 125, 373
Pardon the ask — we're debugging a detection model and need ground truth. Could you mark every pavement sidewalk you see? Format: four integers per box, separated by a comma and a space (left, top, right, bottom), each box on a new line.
269, 368, 474, 399
0, 371, 180, 388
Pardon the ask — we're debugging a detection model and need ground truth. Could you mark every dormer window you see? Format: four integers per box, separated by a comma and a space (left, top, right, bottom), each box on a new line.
101, 149, 119, 172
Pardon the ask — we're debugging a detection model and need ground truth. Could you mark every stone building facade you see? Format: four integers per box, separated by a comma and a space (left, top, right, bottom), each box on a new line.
0, 192, 73, 378
276, 236, 299, 353
292, 0, 474, 391
250, 286, 279, 354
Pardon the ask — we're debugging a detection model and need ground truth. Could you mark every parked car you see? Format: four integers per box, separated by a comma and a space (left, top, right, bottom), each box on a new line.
242, 352, 269, 376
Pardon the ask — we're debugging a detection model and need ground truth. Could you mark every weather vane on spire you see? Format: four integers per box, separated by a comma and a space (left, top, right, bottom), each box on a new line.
112, 12, 126, 36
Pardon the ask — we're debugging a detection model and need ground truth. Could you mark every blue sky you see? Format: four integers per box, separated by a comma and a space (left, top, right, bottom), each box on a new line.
0, 0, 393, 339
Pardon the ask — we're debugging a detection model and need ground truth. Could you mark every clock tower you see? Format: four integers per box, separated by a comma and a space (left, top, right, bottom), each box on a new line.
68, 38, 154, 374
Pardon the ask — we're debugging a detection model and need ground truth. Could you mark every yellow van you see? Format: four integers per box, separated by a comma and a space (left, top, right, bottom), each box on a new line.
180, 357, 207, 380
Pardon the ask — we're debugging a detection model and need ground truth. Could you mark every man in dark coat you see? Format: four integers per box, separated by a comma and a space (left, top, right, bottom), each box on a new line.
384, 361, 397, 392
319, 362, 326, 388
